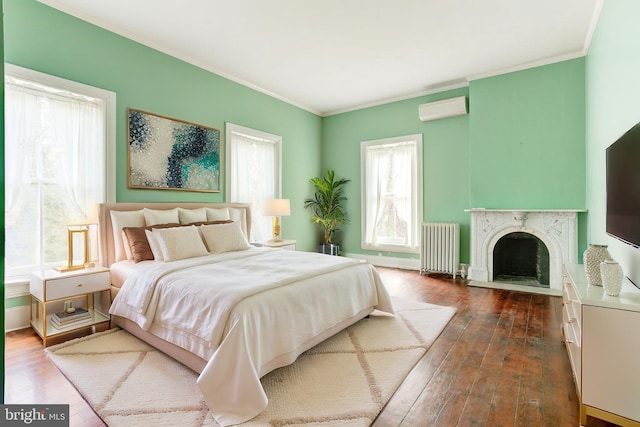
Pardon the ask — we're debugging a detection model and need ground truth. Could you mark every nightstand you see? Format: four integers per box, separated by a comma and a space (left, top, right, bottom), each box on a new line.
262, 239, 297, 250
30, 266, 111, 346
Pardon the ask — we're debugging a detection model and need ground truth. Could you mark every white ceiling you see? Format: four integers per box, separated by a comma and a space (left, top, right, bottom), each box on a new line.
38, 0, 602, 116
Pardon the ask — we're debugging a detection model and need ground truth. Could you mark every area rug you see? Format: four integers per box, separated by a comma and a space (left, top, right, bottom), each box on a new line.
46, 297, 456, 427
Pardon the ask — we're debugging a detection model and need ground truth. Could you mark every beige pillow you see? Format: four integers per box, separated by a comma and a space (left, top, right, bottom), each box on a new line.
145, 229, 164, 261
143, 208, 180, 226
178, 207, 207, 224
200, 221, 251, 254
152, 225, 209, 261
110, 210, 145, 262
229, 207, 249, 239
206, 207, 230, 221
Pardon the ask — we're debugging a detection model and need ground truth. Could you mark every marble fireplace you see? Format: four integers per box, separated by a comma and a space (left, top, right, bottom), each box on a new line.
466, 209, 584, 295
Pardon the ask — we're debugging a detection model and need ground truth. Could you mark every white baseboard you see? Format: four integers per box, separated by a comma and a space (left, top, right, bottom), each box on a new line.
5, 305, 31, 332
343, 252, 420, 270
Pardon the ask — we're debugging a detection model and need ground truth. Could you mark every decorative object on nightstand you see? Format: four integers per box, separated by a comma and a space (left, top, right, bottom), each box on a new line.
57, 224, 96, 272
30, 266, 111, 346
582, 244, 610, 286
600, 258, 624, 296
51, 306, 91, 328
263, 198, 290, 242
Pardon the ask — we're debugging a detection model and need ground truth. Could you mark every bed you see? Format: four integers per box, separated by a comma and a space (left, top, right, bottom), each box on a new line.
98, 202, 394, 426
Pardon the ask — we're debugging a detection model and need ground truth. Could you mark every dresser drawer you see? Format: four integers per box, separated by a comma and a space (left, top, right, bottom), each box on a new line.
564, 325, 582, 393
563, 282, 582, 332
45, 271, 110, 301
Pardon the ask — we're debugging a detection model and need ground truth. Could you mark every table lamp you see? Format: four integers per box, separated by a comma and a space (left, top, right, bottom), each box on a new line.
263, 199, 290, 241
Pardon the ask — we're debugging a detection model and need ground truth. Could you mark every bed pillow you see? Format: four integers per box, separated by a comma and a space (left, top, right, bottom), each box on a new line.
200, 221, 251, 254
229, 207, 249, 239
188, 219, 234, 227
205, 207, 230, 221
152, 225, 209, 262
110, 210, 145, 262
145, 229, 164, 261
122, 231, 133, 260
143, 208, 180, 226
178, 207, 208, 224
123, 223, 181, 262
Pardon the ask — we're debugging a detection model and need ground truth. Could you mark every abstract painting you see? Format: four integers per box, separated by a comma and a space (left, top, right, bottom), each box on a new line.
127, 109, 221, 192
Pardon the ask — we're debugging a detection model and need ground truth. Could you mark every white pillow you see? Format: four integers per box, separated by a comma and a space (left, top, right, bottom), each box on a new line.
178, 207, 207, 224
200, 221, 251, 254
110, 210, 145, 262
206, 207, 230, 221
144, 208, 180, 226
229, 207, 249, 239
152, 225, 209, 261
145, 229, 164, 261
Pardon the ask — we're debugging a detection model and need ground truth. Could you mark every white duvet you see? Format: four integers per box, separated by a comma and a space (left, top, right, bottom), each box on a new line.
110, 247, 393, 426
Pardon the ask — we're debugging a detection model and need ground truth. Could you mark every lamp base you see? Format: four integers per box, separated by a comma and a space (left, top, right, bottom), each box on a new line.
56, 264, 86, 273
56, 262, 95, 273
272, 217, 282, 242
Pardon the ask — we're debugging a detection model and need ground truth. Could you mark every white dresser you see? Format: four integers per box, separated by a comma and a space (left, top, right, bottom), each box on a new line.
562, 264, 640, 427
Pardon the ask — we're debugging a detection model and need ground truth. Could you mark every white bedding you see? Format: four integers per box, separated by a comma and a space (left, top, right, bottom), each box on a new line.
109, 247, 393, 426
109, 260, 139, 288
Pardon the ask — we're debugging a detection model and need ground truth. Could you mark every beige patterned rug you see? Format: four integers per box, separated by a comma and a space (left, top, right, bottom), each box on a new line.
46, 297, 456, 427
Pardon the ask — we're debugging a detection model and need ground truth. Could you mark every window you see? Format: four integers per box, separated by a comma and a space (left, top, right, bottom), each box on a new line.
4, 65, 115, 278
361, 134, 423, 253
225, 123, 282, 242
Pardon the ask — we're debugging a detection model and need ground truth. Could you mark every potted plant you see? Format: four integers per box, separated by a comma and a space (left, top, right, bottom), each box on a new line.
304, 169, 351, 255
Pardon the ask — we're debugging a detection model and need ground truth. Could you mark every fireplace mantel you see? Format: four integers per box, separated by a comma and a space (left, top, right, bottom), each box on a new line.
465, 208, 586, 294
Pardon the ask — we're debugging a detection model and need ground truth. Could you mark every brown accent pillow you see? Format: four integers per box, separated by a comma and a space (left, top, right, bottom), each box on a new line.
185, 219, 234, 227
123, 220, 234, 263
123, 223, 180, 263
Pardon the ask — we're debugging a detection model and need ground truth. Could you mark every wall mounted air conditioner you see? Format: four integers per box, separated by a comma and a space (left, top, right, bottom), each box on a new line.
418, 96, 468, 122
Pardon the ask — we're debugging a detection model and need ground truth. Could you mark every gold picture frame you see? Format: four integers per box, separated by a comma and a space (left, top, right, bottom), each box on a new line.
127, 108, 221, 193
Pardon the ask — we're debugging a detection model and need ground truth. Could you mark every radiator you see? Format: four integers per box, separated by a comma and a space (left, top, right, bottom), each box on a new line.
420, 222, 460, 278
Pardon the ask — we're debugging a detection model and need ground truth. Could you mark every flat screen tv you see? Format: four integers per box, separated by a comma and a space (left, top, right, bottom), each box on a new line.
606, 121, 640, 248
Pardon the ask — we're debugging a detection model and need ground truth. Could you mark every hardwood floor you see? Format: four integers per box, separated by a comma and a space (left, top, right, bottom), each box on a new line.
4, 267, 618, 426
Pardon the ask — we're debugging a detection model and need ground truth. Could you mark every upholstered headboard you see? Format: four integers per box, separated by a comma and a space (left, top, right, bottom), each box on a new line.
98, 202, 252, 268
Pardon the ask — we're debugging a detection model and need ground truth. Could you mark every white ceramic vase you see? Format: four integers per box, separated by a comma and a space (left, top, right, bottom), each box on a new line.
600, 259, 624, 296
583, 244, 610, 286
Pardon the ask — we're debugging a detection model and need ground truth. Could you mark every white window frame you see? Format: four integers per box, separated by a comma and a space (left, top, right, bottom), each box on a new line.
360, 134, 423, 254
225, 123, 282, 242
4, 64, 116, 279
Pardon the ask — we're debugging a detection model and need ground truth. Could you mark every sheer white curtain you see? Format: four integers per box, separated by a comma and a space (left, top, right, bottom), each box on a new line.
226, 125, 280, 242
363, 144, 385, 246
4, 83, 37, 223
361, 135, 422, 253
392, 143, 418, 248
4, 76, 106, 275
50, 94, 105, 222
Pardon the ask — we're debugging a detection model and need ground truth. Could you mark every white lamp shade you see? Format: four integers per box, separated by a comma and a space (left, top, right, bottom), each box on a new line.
263, 199, 291, 216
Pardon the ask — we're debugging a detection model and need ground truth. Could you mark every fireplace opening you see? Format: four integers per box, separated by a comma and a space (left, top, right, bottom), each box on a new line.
493, 232, 550, 288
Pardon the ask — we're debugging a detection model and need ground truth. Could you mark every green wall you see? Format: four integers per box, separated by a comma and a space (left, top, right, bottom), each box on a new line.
322, 58, 587, 263
586, 0, 640, 285
469, 59, 586, 210
3, 0, 590, 263
321, 88, 471, 261
3, 0, 322, 251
